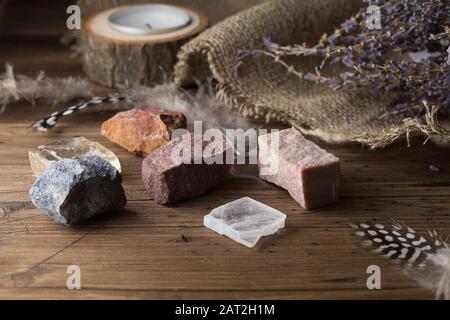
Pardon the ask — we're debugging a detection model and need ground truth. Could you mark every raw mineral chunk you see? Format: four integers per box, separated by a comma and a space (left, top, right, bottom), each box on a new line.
142, 133, 231, 204
101, 108, 187, 156
204, 197, 286, 248
258, 128, 340, 209
30, 155, 127, 226
29, 137, 121, 177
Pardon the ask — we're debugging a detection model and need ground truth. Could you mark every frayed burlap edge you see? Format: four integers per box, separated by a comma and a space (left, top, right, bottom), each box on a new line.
289, 107, 450, 149
353, 107, 450, 149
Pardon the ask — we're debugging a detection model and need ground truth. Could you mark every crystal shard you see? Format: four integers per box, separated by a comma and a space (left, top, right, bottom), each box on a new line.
258, 128, 340, 209
29, 137, 121, 177
204, 197, 286, 248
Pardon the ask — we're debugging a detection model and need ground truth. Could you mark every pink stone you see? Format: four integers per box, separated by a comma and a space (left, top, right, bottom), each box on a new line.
258, 128, 340, 209
142, 133, 231, 204
101, 108, 186, 157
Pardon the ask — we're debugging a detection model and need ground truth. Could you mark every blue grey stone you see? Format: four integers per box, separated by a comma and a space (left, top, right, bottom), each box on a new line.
30, 155, 127, 225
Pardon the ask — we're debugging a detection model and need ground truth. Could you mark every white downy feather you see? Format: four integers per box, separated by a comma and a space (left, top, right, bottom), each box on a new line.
129, 80, 252, 132
0, 64, 92, 112
410, 245, 450, 300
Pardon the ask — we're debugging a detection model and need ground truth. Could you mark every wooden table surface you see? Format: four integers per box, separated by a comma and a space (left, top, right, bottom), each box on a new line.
1, 0, 450, 300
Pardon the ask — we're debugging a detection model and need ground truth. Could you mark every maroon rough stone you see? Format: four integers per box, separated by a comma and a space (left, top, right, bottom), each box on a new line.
258, 128, 340, 209
142, 133, 231, 204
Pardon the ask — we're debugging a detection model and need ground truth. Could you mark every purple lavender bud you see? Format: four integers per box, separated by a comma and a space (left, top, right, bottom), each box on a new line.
429, 164, 441, 172
343, 55, 354, 67
341, 19, 357, 33
304, 73, 318, 81
262, 34, 278, 52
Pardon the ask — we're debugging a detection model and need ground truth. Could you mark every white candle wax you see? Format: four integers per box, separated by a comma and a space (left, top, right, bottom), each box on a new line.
108, 4, 192, 35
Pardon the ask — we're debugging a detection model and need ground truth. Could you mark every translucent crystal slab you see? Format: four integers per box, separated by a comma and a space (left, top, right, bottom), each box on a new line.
29, 137, 121, 176
204, 197, 286, 248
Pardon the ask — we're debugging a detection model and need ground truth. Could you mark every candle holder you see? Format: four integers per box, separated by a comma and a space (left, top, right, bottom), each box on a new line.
80, 4, 208, 88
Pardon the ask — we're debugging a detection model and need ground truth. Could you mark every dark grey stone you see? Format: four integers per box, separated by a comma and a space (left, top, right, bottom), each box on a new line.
30, 155, 127, 225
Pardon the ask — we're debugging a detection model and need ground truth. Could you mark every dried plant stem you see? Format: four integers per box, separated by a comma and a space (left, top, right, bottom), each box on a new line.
238, 0, 450, 124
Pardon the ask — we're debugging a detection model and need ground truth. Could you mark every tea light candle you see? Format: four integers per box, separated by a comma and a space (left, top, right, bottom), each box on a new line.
108, 4, 192, 35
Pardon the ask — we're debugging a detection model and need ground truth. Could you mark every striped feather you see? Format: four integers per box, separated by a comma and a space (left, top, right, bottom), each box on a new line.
351, 221, 450, 299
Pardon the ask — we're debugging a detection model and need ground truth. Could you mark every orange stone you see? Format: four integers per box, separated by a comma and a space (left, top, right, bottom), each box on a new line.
101, 109, 187, 156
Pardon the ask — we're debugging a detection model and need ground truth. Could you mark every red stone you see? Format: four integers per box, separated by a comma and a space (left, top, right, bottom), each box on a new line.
101, 108, 186, 156
258, 128, 340, 209
142, 133, 231, 204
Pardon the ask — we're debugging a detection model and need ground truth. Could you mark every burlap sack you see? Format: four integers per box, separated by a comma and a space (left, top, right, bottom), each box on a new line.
175, 0, 450, 148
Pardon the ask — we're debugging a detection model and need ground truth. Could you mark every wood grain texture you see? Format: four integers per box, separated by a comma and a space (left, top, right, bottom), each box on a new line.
1, 0, 450, 300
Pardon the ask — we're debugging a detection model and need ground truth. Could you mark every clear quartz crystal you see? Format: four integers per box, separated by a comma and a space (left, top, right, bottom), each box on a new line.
204, 197, 286, 248
29, 137, 121, 176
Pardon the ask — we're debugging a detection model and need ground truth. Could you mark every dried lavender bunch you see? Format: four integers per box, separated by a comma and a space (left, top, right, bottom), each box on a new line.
237, 0, 450, 121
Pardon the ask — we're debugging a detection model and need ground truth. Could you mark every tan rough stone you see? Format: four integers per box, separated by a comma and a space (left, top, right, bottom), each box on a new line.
101, 109, 187, 156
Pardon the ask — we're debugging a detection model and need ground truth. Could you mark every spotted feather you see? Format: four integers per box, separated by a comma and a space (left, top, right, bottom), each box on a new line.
351, 222, 437, 268
351, 221, 450, 299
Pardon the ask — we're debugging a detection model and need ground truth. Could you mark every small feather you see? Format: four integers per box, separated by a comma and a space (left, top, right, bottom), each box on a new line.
351, 221, 450, 299
0, 64, 92, 112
